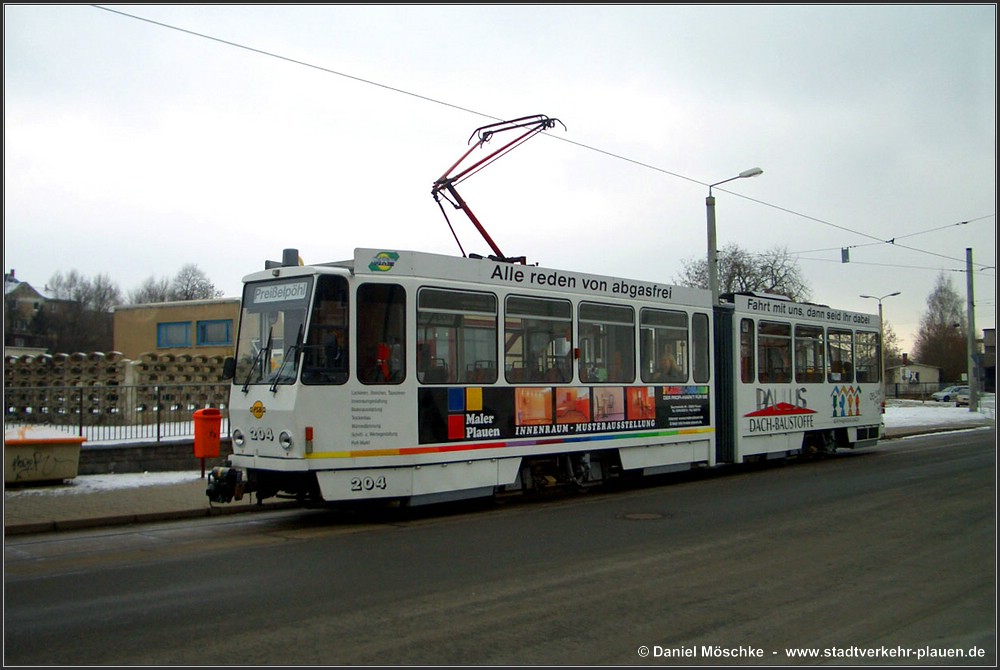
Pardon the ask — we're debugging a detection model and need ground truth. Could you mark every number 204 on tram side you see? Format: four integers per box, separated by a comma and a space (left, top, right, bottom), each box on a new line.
207, 248, 884, 507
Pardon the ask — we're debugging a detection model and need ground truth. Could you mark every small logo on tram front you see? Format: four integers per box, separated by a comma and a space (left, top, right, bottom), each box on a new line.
368, 251, 399, 272
250, 401, 267, 419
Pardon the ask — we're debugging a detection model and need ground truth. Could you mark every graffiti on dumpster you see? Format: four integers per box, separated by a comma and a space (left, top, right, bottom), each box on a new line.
9, 451, 76, 481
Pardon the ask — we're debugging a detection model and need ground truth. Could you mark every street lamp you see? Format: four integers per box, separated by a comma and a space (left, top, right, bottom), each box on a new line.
860, 291, 901, 401
964, 248, 979, 412
707, 167, 763, 305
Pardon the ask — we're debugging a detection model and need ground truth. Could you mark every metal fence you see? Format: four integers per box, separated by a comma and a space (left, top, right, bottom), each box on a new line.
886, 382, 967, 400
4, 383, 231, 445
4, 380, 979, 444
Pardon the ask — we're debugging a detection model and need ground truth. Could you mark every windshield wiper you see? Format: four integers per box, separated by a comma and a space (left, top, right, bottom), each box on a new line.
242, 326, 273, 393
269, 323, 304, 393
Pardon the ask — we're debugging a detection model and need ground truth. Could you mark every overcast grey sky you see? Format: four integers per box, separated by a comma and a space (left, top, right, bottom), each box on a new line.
4, 4, 996, 353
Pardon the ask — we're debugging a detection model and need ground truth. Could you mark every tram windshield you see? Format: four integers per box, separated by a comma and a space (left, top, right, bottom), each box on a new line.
235, 276, 313, 387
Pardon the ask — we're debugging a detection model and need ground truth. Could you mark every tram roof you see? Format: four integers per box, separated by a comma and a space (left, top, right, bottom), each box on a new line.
320, 248, 715, 308
248, 249, 878, 325
727, 291, 880, 328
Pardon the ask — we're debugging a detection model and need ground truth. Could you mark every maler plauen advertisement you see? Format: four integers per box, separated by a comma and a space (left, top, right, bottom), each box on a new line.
418, 384, 710, 445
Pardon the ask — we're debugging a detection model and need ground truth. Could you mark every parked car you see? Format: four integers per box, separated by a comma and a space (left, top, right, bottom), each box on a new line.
931, 385, 969, 402
955, 389, 970, 406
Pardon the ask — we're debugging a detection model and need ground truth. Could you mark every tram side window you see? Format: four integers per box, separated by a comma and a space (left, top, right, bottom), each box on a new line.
640, 308, 688, 383
855, 331, 880, 383
302, 275, 350, 385
740, 319, 755, 383
579, 302, 635, 383
794, 325, 825, 383
356, 283, 406, 384
757, 321, 791, 384
504, 296, 572, 384
827, 329, 854, 383
417, 288, 497, 384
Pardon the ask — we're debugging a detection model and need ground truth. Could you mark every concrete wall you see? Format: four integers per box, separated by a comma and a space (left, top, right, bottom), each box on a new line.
78, 438, 233, 475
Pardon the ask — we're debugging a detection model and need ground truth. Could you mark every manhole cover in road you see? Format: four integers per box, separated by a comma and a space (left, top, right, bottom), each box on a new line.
621, 512, 666, 521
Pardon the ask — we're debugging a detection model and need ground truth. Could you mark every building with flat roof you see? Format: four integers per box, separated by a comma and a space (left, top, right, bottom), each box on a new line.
113, 298, 240, 361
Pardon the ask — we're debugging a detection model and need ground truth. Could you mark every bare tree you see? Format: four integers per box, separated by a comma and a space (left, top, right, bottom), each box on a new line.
127, 276, 172, 304
882, 320, 904, 369
42, 270, 119, 352
913, 272, 967, 381
754, 247, 810, 300
89, 273, 123, 312
169, 263, 224, 301
46, 269, 88, 303
674, 243, 811, 301
46, 270, 122, 311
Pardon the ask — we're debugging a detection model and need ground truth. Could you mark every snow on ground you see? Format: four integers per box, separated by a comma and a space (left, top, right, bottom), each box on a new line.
882, 395, 995, 428
6, 469, 209, 496
5, 396, 995, 496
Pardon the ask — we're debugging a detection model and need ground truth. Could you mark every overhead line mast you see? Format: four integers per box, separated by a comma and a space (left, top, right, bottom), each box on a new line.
432, 114, 566, 265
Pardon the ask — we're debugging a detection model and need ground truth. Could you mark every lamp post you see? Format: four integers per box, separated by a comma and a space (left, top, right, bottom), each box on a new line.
707, 167, 763, 305
964, 248, 979, 412
860, 291, 900, 402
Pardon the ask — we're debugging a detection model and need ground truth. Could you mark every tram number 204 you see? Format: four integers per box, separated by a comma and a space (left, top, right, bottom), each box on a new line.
351, 475, 388, 492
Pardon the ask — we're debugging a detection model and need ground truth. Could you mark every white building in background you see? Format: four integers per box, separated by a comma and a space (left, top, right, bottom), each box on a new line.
886, 353, 941, 386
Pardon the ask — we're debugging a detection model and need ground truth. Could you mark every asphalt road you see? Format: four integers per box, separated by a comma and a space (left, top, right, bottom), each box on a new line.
4, 428, 996, 666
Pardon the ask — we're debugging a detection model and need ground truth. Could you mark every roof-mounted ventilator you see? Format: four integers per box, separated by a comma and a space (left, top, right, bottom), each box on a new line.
432, 114, 565, 265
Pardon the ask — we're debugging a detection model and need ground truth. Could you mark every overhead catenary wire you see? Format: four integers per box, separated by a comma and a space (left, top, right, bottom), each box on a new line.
792, 216, 996, 271
91, 4, 996, 276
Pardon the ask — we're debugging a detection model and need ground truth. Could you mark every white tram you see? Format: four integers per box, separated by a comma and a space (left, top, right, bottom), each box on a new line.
207, 248, 884, 507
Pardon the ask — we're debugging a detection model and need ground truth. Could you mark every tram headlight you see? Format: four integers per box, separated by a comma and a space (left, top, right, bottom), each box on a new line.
279, 430, 293, 451
233, 429, 245, 448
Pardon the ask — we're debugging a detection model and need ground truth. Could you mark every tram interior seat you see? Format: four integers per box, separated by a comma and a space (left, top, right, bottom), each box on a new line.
423, 359, 450, 383
545, 366, 568, 383
466, 362, 497, 383
507, 365, 525, 383
580, 366, 609, 383
524, 367, 545, 383
649, 370, 685, 383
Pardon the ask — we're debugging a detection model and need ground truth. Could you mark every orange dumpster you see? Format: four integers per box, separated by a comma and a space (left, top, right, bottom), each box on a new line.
5, 425, 85, 484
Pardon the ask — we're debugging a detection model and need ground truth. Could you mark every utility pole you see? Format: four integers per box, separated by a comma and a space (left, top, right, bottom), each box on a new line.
965, 248, 978, 412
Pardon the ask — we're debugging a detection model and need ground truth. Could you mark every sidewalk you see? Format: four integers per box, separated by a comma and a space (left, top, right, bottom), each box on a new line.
4, 472, 300, 536
4, 418, 994, 537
